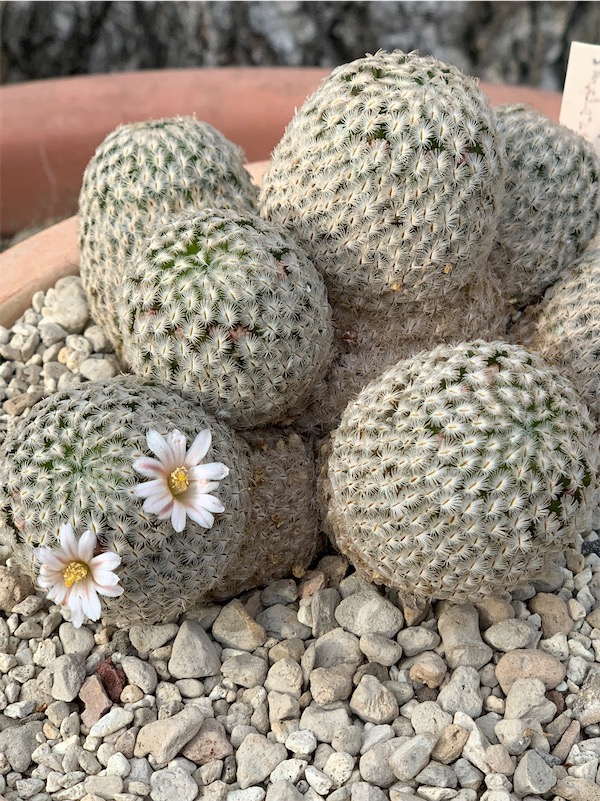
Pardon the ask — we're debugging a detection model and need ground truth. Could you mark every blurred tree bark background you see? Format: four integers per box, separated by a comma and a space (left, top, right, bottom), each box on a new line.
1, 1, 598, 90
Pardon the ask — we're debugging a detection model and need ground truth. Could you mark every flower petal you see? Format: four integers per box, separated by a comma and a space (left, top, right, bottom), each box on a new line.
59, 523, 79, 561
185, 429, 211, 465
78, 530, 97, 563
171, 501, 187, 533
132, 457, 166, 479
189, 462, 229, 482
146, 430, 174, 466
97, 582, 124, 598
143, 490, 175, 516
167, 430, 187, 466
186, 505, 215, 529
195, 493, 225, 514
92, 569, 121, 588
80, 581, 102, 622
90, 552, 121, 572
34, 547, 67, 571
131, 478, 168, 499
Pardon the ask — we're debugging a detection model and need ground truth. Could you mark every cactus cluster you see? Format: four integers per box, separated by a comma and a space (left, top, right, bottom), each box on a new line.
260, 50, 506, 313
79, 117, 258, 352
489, 104, 600, 309
323, 341, 596, 612
117, 208, 333, 429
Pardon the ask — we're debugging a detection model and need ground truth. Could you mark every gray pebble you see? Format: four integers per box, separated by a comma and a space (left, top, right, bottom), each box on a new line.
350, 674, 399, 724
388, 734, 437, 781
235, 732, 287, 789
256, 604, 312, 641
512, 750, 557, 796
120, 656, 158, 694
149, 764, 199, 801
335, 591, 404, 638
396, 627, 440, 657
437, 666, 483, 718
483, 620, 539, 652
168, 620, 221, 679
299, 703, 352, 743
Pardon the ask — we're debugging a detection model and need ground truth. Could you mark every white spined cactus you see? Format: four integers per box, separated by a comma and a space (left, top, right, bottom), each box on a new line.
260, 49, 506, 313
532, 248, 600, 419
117, 208, 334, 429
490, 104, 600, 310
324, 340, 597, 613
79, 116, 259, 352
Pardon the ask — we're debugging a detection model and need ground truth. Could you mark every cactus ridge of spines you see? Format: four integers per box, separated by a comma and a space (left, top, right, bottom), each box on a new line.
260, 49, 505, 312
118, 208, 334, 429
0, 376, 252, 626
326, 340, 596, 606
490, 104, 600, 309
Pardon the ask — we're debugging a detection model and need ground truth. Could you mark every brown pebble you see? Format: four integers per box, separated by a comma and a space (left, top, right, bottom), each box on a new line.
409, 651, 448, 689
564, 547, 585, 574
317, 555, 349, 588
474, 597, 515, 629
415, 685, 439, 703
114, 725, 140, 759
528, 593, 574, 638
495, 649, 566, 694
551, 720, 581, 763
546, 688, 566, 715
79, 674, 112, 728
2, 389, 44, 416
182, 717, 233, 764
553, 776, 600, 801
298, 570, 327, 598
95, 658, 127, 703
431, 723, 470, 764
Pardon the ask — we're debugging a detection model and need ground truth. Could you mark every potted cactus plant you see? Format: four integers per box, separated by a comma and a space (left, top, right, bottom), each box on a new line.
1, 49, 597, 630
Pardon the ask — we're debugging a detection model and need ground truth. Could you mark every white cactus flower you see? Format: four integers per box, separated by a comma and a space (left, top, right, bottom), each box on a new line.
132, 429, 229, 532
34, 524, 123, 628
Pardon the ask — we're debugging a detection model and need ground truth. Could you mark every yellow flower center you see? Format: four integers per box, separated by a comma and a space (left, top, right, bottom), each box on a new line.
63, 561, 89, 588
168, 466, 189, 496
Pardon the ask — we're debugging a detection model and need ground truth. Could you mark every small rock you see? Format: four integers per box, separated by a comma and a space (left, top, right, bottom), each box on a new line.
396, 626, 441, 657
359, 634, 403, 667
495, 648, 566, 693
482, 619, 538, 651
182, 718, 233, 764
89, 706, 134, 738
484, 744, 514, 776
42, 276, 89, 333
334, 591, 404, 638
134, 704, 205, 764
528, 593, 574, 638
0, 720, 42, 772
79, 675, 112, 728
437, 666, 483, 718
235, 733, 288, 789
256, 604, 312, 640
409, 651, 448, 688
474, 597, 516, 629
120, 655, 158, 694
222, 653, 268, 689
84, 774, 124, 799
129, 623, 179, 654
79, 357, 118, 381
572, 669, 600, 726
512, 750, 556, 796
149, 765, 199, 801
431, 724, 470, 765
323, 750, 355, 786
310, 664, 354, 705
0, 565, 35, 612
59, 622, 96, 657
553, 776, 600, 801
311, 588, 342, 637
265, 658, 303, 697
168, 620, 221, 679
300, 703, 352, 743
388, 734, 437, 781
212, 599, 267, 651
48, 654, 86, 701
350, 674, 399, 724
313, 628, 362, 669
359, 737, 407, 788
261, 579, 298, 606
411, 701, 452, 739
504, 677, 556, 724
95, 658, 127, 702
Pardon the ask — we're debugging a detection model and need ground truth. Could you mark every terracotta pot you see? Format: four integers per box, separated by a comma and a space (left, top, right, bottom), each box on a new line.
1, 68, 561, 238
0, 73, 562, 328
